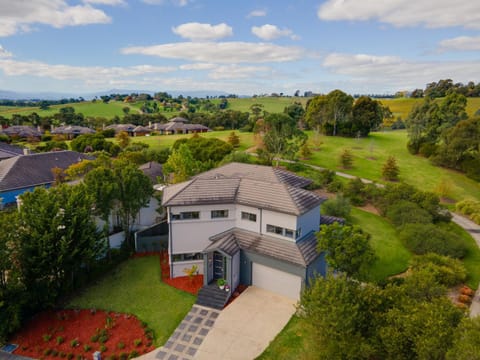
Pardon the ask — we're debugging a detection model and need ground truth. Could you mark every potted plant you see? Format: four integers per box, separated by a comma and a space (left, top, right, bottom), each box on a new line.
217, 278, 226, 290
224, 284, 230, 292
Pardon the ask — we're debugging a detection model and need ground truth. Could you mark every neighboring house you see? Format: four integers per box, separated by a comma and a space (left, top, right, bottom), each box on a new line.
105, 124, 136, 136
0, 142, 26, 161
162, 162, 328, 300
0, 126, 42, 140
151, 117, 209, 135
133, 125, 152, 137
51, 125, 95, 139
0, 150, 91, 206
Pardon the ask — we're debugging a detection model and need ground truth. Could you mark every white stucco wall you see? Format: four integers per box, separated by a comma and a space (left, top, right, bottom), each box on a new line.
169, 204, 236, 253
235, 204, 261, 233
262, 209, 298, 241
297, 205, 321, 238
172, 260, 204, 277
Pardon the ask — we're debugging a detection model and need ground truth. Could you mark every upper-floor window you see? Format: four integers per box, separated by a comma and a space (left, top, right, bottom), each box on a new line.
172, 253, 203, 262
266, 224, 299, 239
171, 211, 200, 220
241, 211, 257, 222
211, 209, 229, 218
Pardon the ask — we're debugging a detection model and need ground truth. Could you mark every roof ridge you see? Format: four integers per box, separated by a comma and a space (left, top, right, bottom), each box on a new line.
0, 156, 19, 184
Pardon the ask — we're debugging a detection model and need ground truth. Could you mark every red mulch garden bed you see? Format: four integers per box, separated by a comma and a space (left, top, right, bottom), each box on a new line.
10, 309, 154, 360
159, 251, 203, 295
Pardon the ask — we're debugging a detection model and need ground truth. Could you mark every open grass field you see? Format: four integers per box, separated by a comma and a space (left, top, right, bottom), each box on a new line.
350, 208, 411, 282
219, 96, 309, 113
68, 256, 195, 346
305, 130, 480, 202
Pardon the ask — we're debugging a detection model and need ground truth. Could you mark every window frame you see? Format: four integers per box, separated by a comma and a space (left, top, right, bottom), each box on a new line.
241, 211, 257, 222
211, 209, 229, 219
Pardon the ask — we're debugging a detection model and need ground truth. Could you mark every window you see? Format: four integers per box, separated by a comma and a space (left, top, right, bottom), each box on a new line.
211, 209, 229, 219
241, 211, 257, 222
172, 253, 203, 262
266, 224, 298, 239
296, 228, 302, 239
171, 211, 200, 221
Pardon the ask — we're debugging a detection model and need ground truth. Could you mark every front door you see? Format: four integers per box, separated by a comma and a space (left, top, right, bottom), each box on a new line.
213, 252, 225, 279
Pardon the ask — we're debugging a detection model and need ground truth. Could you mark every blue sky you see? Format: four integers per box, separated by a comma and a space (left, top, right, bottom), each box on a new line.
0, 0, 479, 96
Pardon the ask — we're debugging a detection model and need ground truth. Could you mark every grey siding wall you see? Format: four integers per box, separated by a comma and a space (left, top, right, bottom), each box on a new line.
240, 250, 305, 285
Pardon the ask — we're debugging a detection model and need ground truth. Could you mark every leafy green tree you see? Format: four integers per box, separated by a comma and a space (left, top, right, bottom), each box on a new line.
163, 144, 200, 183
350, 96, 384, 136
115, 131, 131, 149
298, 142, 312, 159
385, 200, 432, 228
283, 102, 305, 124
112, 160, 153, 245
317, 222, 375, 279
16, 185, 102, 307
321, 194, 351, 219
339, 148, 354, 169
447, 317, 480, 360
300, 274, 383, 359
382, 156, 399, 181
258, 113, 307, 165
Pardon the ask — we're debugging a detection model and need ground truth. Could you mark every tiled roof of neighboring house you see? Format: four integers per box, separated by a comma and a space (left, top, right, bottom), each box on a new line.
0, 126, 41, 138
0, 350, 35, 360
51, 125, 95, 135
163, 177, 324, 216
194, 162, 312, 188
105, 124, 136, 133
0, 151, 92, 191
151, 117, 209, 132
206, 228, 319, 267
321, 215, 346, 226
0, 142, 25, 160
133, 125, 151, 133
139, 161, 163, 184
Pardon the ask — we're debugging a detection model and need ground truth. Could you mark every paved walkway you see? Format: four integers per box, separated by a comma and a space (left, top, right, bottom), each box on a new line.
195, 286, 296, 360
138, 305, 221, 360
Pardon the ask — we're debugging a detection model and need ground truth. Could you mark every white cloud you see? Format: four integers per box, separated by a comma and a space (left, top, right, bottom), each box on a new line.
438, 36, 480, 52
322, 52, 480, 90
251, 24, 297, 40
0, 58, 175, 81
247, 9, 267, 18
0, 45, 12, 58
0, 0, 111, 37
82, 0, 126, 5
208, 65, 271, 80
121, 41, 304, 63
318, 0, 480, 29
179, 63, 216, 70
172, 23, 233, 41
142, 0, 190, 6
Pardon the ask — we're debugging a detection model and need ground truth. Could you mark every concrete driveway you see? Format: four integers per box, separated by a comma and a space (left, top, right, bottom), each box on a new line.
194, 286, 297, 360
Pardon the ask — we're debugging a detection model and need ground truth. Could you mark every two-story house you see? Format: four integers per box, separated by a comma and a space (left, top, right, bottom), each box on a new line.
162, 162, 328, 300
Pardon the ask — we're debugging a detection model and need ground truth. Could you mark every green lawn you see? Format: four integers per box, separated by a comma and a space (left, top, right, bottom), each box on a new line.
68, 256, 195, 346
219, 96, 310, 113
305, 130, 480, 202
350, 208, 411, 282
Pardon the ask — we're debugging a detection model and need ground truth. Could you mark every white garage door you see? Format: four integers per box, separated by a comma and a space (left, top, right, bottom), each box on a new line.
252, 263, 302, 300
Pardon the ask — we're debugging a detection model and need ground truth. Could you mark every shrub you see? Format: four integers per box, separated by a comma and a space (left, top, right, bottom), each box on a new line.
57, 336, 65, 345
460, 286, 475, 297
99, 334, 109, 344
339, 148, 354, 169
67, 353, 74, 360
51, 350, 59, 357
59, 352, 66, 358
458, 294, 472, 304
322, 194, 351, 218
343, 177, 367, 206
90, 334, 99, 343
409, 253, 467, 287
119, 352, 128, 360
419, 142, 438, 158
100, 345, 107, 352
83, 344, 91, 352
44, 349, 53, 356
128, 350, 139, 359
117, 342, 125, 350
43, 334, 52, 342
133, 339, 142, 347
70, 339, 79, 347
76, 355, 82, 360
326, 178, 344, 193
399, 224, 467, 258
386, 200, 433, 228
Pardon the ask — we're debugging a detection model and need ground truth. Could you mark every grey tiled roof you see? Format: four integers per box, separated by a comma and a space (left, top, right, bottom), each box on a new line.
163, 177, 324, 216
0, 142, 24, 160
321, 215, 346, 226
138, 161, 163, 183
194, 162, 312, 188
0, 151, 92, 191
206, 228, 320, 267
0, 126, 41, 138
51, 125, 95, 135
